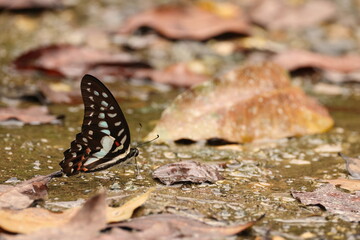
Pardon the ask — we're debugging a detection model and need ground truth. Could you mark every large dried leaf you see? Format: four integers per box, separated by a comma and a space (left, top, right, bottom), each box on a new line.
271, 50, 360, 73
0, 106, 60, 125
0, 0, 62, 10
106, 188, 153, 223
0, 171, 61, 209
0, 188, 152, 234
249, 0, 336, 30
107, 214, 262, 239
119, 3, 250, 40
152, 160, 223, 185
292, 184, 360, 222
324, 179, 360, 192
13, 44, 144, 78
4, 193, 107, 240
338, 153, 360, 179
146, 63, 333, 143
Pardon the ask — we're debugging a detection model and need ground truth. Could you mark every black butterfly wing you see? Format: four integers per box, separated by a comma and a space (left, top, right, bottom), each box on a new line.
60, 74, 132, 176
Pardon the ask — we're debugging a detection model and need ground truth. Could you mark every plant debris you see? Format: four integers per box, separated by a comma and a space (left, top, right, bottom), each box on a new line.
119, 2, 250, 40
0, 106, 60, 125
324, 179, 360, 192
152, 160, 223, 185
292, 184, 360, 222
107, 213, 263, 239
271, 49, 360, 73
249, 0, 336, 30
0, 188, 152, 235
146, 62, 334, 143
13, 44, 146, 78
0, 171, 61, 209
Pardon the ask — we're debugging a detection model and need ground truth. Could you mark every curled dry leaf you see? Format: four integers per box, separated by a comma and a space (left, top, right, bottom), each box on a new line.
2, 193, 107, 240
146, 63, 333, 143
249, 0, 336, 30
0, 187, 152, 234
152, 160, 223, 185
119, 3, 250, 40
0, 106, 60, 125
0, 171, 61, 209
13, 44, 144, 78
106, 188, 153, 223
271, 49, 360, 73
0, 0, 63, 10
338, 153, 360, 179
292, 184, 360, 222
107, 214, 262, 239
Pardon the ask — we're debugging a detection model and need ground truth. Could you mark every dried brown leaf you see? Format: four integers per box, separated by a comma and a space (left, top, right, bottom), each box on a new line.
106, 188, 153, 223
324, 179, 360, 192
13, 44, 143, 78
250, 0, 336, 30
338, 153, 360, 179
4, 193, 107, 240
146, 62, 333, 143
0, 106, 60, 125
271, 50, 360, 73
0, 171, 61, 209
292, 184, 360, 222
119, 3, 250, 40
0, 188, 152, 234
107, 214, 262, 239
152, 160, 223, 185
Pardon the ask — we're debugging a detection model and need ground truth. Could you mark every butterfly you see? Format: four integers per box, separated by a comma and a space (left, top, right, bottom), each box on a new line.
59, 74, 139, 176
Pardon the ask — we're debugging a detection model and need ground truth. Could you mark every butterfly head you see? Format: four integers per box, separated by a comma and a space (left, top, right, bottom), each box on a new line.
130, 147, 139, 158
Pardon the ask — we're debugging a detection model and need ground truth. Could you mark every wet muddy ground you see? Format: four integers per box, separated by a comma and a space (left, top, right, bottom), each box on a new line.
0, 1, 360, 239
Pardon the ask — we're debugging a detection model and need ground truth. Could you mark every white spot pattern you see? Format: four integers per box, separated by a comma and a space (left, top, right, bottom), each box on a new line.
114, 121, 121, 126
108, 113, 117, 118
98, 113, 105, 119
99, 121, 108, 128
101, 101, 108, 107
94, 91, 99, 96
102, 92, 108, 98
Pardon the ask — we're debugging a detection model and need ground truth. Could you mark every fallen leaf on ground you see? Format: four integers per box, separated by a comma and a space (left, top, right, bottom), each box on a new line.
106, 214, 263, 239
0, 0, 63, 10
145, 62, 333, 143
0, 171, 61, 209
249, 0, 336, 30
3, 193, 107, 240
338, 153, 360, 179
151, 62, 209, 87
0, 187, 151, 234
106, 188, 153, 222
271, 50, 360, 73
119, 3, 250, 40
152, 160, 223, 185
292, 184, 360, 222
13, 44, 145, 78
0, 106, 60, 125
324, 179, 360, 192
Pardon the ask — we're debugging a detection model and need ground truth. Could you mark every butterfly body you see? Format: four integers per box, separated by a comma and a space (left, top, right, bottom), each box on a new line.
60, 74, 138, 176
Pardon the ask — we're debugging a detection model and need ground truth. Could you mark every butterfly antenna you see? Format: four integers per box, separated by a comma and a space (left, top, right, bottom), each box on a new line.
138, 134, 159, 147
